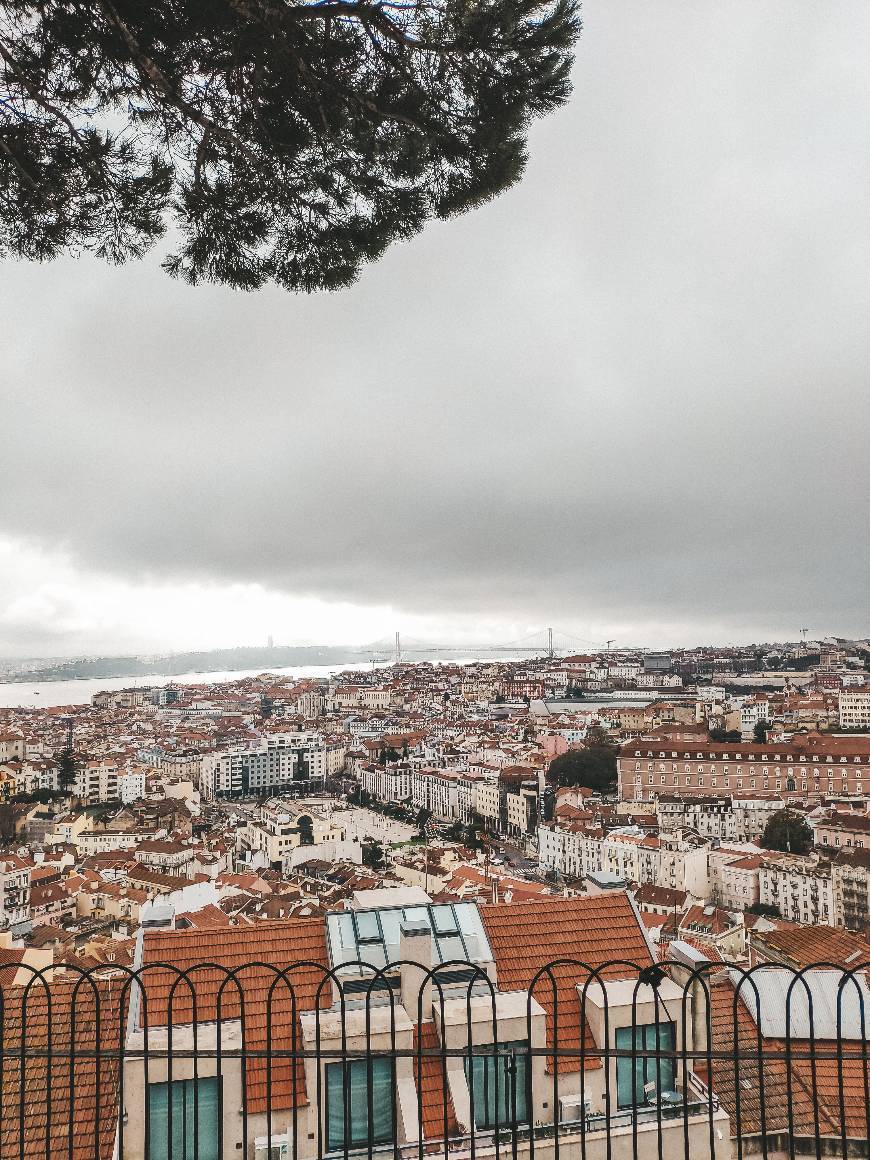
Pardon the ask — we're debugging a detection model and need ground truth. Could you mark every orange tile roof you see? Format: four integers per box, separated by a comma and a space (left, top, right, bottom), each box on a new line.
751, 925, 870, 970
0, 974, 125, 1159
706, 978, 870, 1140
480, 893, 653, 1074
413, 1022, 461, 1142
142, 917, 330, 1114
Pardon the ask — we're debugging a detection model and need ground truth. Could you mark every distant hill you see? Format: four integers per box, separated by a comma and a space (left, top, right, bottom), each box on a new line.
4, 645, 366, 683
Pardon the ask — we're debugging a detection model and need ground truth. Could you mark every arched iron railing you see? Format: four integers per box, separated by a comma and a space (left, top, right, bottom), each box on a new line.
0, 955, 867, 1159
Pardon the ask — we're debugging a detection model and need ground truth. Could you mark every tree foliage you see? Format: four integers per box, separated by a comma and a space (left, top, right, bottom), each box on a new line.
748, 902, 780, 919
0, 0, 580, 291
361, 838, 384, 868
56, 745, 78, 791
709, 728, 740, 743
760, 809, 813, 856
0, 802, 16, 844
546, 743, 617, 793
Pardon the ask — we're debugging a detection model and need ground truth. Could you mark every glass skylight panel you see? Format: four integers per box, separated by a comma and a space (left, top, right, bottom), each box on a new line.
434, 935, 467, 963
455, 903, 490, 961
431, 905, 459, 935
355, 911, 382, 943
403, 907, 431, 923
326, 903, 494, 971
326, 912, 359, 966
377, 909, 404, 957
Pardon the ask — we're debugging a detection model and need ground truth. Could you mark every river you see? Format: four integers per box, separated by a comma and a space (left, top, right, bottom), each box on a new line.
0, 652, 526, 709
0, 661, 377, 709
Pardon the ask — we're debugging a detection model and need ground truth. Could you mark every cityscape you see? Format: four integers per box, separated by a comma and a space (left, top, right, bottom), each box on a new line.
0, 637, 867, 1157
1, 0, 868, 1157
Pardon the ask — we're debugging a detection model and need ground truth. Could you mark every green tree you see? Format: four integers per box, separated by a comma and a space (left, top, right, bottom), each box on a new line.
361, 839, 385, 869
56, 746, 78, 793
297, 814, 314, 845
0, 0, 580, 292
445, 820, 465, 842
347, 784, 371, 807
709, 728, 740, 742
463, 820, 483, 850
748, 902, 780, 919
547, 745, 617, 793
0, 802, 16, 844
753, 720, 771, 744
761, 809, 813, 856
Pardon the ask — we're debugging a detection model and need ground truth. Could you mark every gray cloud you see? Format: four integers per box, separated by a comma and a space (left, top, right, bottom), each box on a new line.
1, 0, 869, 650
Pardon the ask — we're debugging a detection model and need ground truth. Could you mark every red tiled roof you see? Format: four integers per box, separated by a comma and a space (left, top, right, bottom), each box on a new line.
142, 916, 330, 1113
413, 1023, 461, 1142
0, 975, 125, 1159
750, 925, 870, 970
480, 893, 653, 1074
706, 978, 869, 1139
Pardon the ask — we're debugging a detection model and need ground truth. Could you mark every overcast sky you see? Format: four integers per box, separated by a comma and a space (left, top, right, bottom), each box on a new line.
1, 1, 869, 659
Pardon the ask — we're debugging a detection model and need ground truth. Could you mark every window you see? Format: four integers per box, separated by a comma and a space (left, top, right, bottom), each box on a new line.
466, 1042, 529, 1129
326, 1058, 394, 1152
615, 1023, 676, 1109
147, 1077, 220, 1160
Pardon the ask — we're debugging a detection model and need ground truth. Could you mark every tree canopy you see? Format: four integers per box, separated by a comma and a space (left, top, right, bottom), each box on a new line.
546, 743, 617, 793
56, 744, 78, 791
0, 0, 580, 290
760, 809, 813, 856
753, 719, 771, 743
361, 838, 385, 868
709, 727, 740, 743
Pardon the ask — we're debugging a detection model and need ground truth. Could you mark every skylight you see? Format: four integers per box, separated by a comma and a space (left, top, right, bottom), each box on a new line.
326, 902, 493, 972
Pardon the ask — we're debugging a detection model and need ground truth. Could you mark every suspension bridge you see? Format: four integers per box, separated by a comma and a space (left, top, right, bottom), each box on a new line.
357, 627, 617, 666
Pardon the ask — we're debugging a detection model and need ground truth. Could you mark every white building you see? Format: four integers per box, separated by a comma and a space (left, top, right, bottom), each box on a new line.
538, 825, 708, 896
201, 733, 346, 798
838, 688, 870, 730
239, 802, 347, 866
0, 856, 31, 932
74, 761, 146, 805
759, 857, 834, 926
739, 697, 771, 741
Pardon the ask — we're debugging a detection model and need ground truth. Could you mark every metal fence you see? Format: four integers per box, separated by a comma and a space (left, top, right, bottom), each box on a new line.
0, 955, 867, 1160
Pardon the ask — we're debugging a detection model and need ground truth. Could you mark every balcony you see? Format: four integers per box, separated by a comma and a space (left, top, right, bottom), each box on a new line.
0, 955, 868, 1160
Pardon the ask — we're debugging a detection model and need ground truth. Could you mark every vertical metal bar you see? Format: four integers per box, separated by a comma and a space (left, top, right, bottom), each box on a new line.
215, 969, 225, 1160
676, 967, 691, 1160
466, 971, 477, 1160
267, 970, 275, 1160
93, 973, 102, 1160
629, 977, 639, 1160
64, 973, 74, 1160
600, 971, 613, 1160
731, 971, 745, 1160
191, 970, 200, 1160
508, 1044, 518, 1160
365, 970, 375, 1160
143, 965, 152, 1160
783, 971, 799, 1160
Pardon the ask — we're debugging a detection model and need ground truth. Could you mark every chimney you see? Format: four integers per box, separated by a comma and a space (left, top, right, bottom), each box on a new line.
398, 918, 433, 1020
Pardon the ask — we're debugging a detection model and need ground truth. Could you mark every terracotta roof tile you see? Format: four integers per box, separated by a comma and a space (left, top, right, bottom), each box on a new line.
141, 917, 330, 1114
0, 975, 125, 1159
480, 894, 653, 1074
